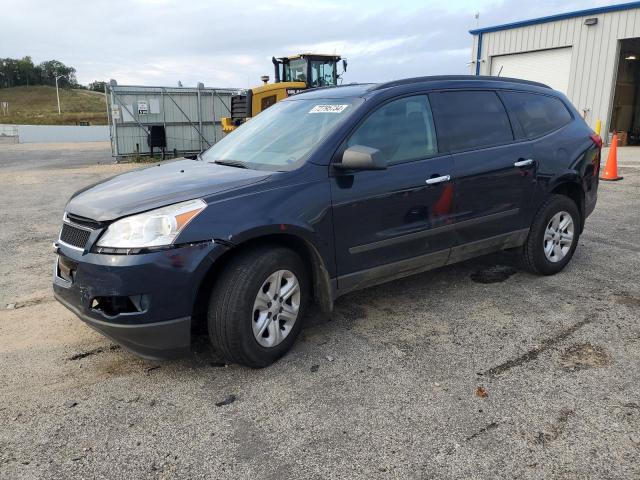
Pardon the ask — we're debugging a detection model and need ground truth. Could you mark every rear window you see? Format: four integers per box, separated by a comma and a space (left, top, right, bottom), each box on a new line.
501, 92, 572, 139
431, 91, 513, 152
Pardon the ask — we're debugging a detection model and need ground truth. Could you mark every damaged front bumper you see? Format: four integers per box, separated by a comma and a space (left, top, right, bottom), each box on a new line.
52, 241, 229, 360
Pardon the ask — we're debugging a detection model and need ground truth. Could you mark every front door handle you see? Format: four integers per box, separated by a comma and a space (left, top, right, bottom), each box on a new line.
514, 158, 534, 167
425, 174, 451, 185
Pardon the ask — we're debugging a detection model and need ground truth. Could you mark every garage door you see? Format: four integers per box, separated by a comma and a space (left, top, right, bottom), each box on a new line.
490, 47, 572, 94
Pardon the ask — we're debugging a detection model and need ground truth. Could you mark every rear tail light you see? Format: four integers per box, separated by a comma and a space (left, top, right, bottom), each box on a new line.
589, 134, 602, 176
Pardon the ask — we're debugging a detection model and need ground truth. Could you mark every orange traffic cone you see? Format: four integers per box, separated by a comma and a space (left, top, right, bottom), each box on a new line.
601, 132, 623, 181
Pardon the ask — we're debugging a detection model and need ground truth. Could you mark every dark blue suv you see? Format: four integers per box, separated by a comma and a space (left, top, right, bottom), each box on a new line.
53, 76, 602, 367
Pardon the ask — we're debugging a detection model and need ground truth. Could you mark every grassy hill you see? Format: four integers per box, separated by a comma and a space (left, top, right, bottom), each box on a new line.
0, 86, 108, 125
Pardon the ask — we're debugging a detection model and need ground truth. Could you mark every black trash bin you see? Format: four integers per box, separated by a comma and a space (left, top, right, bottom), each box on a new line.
147, 125, 166, 157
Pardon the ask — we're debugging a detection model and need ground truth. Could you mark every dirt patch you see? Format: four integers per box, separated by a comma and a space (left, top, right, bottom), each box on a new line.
615, 292, 640, 308
3, 297, 53, 310
470, 265, 518, 284
466, 421, 498, 441
481, 317, 594, 377
67, 345, 120, 361
334, 303, 367, 326
560, 343, 610, 371
534, 408, 574, 445
94, 354, 146, 378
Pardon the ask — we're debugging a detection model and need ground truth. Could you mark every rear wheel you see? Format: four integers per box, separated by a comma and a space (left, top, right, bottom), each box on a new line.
207, 246, 308, 367
521, 194, 580, 275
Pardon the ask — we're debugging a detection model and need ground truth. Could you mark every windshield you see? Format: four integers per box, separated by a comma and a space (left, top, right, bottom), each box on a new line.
309, 60, 336, 87
202, 98, 362, 170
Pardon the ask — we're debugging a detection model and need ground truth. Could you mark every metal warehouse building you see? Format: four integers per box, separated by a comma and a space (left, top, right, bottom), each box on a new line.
470, 1, 640, 144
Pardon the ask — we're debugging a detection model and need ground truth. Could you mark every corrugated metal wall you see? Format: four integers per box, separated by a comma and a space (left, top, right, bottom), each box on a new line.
108, 85, 237, 157
470, 7, 640, 135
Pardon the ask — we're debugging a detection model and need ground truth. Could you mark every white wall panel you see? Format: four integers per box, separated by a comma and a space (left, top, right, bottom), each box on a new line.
471, 7, 640, 136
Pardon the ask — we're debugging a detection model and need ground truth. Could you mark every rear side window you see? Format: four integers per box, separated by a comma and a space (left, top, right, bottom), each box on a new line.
431, 91, 513, 152
501, 92, 572, 139
347, 95, 438, 164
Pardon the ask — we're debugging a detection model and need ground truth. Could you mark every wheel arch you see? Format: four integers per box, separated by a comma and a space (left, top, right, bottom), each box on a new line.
548, 180, 585, 232
191, 231, 335, 331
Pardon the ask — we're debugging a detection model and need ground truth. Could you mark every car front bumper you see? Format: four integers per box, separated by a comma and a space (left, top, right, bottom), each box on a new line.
52, 241, 229, 360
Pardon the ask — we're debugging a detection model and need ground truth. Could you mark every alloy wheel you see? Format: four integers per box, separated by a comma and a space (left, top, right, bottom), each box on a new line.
251, 269, 301, 348
543, 211, 574, 263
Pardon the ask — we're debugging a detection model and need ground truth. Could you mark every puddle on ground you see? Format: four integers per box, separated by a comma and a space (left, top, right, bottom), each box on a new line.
560, 343, 610, 371
470, 265, 518, 284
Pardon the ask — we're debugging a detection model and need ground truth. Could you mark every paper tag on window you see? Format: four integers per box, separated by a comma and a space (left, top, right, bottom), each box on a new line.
309, 104, 349, 113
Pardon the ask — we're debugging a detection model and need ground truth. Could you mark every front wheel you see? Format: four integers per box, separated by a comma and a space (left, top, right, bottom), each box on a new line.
521, 194, 581, 275
207, 246, 308, 368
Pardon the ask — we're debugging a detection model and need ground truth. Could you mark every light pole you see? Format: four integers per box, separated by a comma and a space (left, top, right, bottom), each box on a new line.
55, 75, 62, 115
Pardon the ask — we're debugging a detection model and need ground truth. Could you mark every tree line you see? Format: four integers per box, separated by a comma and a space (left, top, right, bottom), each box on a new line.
0, 56, 106, 92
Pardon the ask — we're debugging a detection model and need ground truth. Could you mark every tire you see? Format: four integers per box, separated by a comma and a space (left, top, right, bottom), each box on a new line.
207, 246, 308, 368
521, 194, 581, 275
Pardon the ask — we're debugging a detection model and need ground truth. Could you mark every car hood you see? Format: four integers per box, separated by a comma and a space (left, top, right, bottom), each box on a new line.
65, 159, 271, 222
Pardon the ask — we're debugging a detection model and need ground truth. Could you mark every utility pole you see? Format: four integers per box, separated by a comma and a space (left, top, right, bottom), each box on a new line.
55, 75, 62, 115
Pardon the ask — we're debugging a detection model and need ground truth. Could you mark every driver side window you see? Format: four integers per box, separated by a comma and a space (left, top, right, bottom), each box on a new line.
347, 95, 438, 165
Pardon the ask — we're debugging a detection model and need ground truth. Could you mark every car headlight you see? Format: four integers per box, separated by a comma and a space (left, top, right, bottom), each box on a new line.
96, 199, 207, 249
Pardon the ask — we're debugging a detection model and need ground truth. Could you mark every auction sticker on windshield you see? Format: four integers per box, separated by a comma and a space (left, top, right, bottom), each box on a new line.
309, 104, 349, 113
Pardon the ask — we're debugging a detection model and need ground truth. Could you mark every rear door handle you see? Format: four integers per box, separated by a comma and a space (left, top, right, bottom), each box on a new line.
425, 174, 451, 185
514, 159, 534, 167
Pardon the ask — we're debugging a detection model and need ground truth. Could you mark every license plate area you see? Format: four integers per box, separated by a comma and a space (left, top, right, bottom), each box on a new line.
57, 254, 78, 283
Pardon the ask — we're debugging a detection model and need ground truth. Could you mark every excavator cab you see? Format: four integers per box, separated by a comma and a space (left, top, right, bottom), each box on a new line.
221, 53, 345, 133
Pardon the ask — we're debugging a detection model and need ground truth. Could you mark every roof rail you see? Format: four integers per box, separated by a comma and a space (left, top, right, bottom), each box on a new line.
369, 75, 551, 91
310, 82, 373, 90
289, 82, 374, 95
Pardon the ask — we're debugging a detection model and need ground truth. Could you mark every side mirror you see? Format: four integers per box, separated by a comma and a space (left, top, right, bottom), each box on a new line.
334, 145, 386, 171
342, 59, 348, 72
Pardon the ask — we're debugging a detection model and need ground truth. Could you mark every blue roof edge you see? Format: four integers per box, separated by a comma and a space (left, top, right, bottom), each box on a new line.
469, 1, 640, 35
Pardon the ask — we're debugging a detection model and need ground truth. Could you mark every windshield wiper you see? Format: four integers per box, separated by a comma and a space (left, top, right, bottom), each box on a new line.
213, 159, 249, 169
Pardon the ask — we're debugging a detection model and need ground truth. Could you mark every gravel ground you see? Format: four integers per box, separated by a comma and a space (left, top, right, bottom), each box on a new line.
0, 143, 639, 479
0, 142, 113, 171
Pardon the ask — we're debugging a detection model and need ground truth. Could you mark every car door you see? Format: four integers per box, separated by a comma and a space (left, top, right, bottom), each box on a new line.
330, 94, 456, 293
499, 90, 576, 216
429, 90, 536, 261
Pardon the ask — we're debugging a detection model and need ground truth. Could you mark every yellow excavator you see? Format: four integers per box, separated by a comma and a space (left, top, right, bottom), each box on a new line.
221, 53, 346, 133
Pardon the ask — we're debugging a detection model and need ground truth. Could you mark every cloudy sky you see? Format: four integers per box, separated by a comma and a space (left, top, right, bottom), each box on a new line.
1, 0, 615, 88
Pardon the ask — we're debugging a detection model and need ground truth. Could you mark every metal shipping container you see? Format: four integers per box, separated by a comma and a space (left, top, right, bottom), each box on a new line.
106, 82, 238, 158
